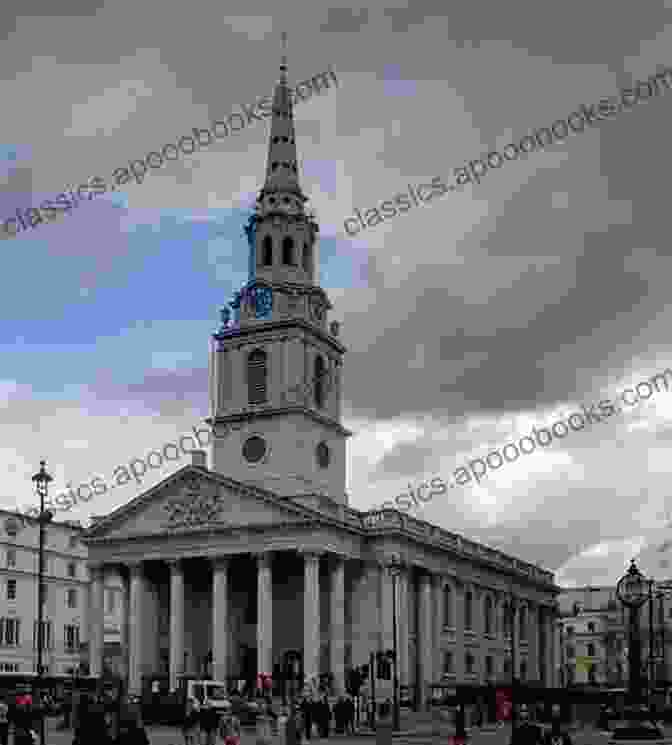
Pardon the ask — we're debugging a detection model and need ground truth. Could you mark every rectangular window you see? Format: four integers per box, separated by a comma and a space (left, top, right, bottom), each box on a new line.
33, 621, 53, 650
67, 589, 77, 609
64, 625, 80, 654
67, 562, 76, 578
106, 589, 115, 613
6, 580, 16, 601
1, 618, 20, 646
442, 651, 453, 675
6, 550, 16, 568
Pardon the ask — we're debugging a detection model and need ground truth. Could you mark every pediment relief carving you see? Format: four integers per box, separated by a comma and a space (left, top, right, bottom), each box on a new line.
162, 477, 225, 530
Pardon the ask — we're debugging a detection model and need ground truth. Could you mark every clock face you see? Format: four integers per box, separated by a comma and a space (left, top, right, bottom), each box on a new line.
255, 287, 273, 319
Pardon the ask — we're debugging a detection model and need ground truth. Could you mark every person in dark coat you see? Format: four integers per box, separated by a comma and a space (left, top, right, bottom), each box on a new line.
300, 695, 314, 740
544, 703, 573, 745
319, 694, 332, 737
346, 695, 356, 733
455, 702, 467, 740
509, 704, 544, 745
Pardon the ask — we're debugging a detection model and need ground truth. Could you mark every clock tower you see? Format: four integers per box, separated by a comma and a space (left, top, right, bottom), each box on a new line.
206, 38, 350, 504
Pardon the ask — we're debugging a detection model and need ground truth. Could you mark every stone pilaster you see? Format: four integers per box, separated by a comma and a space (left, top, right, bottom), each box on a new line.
119, 572, 129, 680
380, 562, 394, 653
168, 559, 185, 691
256, 552, 273, 676
212, 557, 229, 682
398, 566, 410, 689
418, 573, 433, 709
454, 580, 465, 681
302, 551, 321, 688
432, 574, 442, 683
88, 564, 105, 677
128, 562, 144, 695
527, 601, 538, 682
330, 556, 346, 696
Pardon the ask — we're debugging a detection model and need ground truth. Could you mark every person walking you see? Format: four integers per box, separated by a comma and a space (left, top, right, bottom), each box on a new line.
544, 704, 573, 745
509, 704, 544, 745
182, 697, 200, 745
346, 694, 356, 734
0, 696, 8, 745
222, 712, 241, 745
199, 702, 219, 745
300, 694, 314, 741
317, 693, 331, 738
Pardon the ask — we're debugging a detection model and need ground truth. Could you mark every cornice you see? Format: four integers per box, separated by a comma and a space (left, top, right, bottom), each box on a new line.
214, 318, 346, 355
206, 407, 352, 438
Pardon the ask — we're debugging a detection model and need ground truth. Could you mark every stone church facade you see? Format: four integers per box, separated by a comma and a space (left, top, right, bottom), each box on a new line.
83, 46, 560, 706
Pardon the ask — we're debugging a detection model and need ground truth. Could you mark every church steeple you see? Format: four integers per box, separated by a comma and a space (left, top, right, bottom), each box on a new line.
261, 32, 303, 197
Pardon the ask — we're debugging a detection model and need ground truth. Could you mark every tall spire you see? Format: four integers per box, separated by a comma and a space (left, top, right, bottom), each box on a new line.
261, 31, 303, 198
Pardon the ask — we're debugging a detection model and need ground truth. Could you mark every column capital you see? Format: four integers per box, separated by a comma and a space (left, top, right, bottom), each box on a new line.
127, 561, 144, 578
167, 558, 183, 573
253, 551, 273, 566
211, 556, 230, 571
298, 549, 322, 562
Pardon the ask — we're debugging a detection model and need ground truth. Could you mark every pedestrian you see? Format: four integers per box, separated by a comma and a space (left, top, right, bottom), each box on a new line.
199, 702, 219, 745
544, 704, 572, 745
318, 693, 331, 737
0, 696, 8, 745
300, 694, 314, 741
223, 711, 241, 745
182, 697, 200, 745
285, 705, 301, 745
455, 702, 467, 742
509, 704, 544, 745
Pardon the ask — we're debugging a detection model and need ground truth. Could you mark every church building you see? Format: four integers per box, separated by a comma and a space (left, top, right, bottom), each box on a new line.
83, 44, 560, 708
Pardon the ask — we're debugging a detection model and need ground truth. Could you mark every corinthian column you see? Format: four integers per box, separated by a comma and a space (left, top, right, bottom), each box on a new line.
303, 551, 321, 689
398, 566, 410, 689
418, 573, 432, 709
256, 553, 273, 677
330, 556, 346, 696
88, 564, 105, 677
128, 562, 145, 696
168, 560, 184, 692
212, 557, 229, 682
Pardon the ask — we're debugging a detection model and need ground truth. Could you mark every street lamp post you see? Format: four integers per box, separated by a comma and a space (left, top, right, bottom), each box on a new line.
32, 461, 54, 745
387, 554, 402, 732
613, 559, 663, 740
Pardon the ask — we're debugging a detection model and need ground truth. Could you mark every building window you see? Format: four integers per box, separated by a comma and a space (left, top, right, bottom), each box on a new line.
485, 656, 494, 678
282, 236, 294, 265
0, 618, 20, 646
247, 348, 268, 404
262, 235, 273, 266
0, 663, 19, 672
6, 550, 16, 568
587, 622, 595, 633
314, 355, 326, 409
67, 562, 76, 578
443, 586, 453, 628
6, 580, 16, 601
303, 242, 311, 272
566, 626, 574, 637
67, 589, 77, 609
587, 642, 595, 657
242, 435, 267, 464
64, 625, 80, 654
465, 652, 474, 674
566, 645, 575, 659
464, 591, 473, 630
443, 651, 454, 675
520, 661, 527, 681
484, 596, 493, 636
106, 589, 116, 613
33, 621, 53, 651
315, 442, 330, 469
519, 606, 527, 641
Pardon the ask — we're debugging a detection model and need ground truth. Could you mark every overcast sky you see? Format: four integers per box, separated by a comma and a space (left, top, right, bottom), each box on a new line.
1, 0, 672, 589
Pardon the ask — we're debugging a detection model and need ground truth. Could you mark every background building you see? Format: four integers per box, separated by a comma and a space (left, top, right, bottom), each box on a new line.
0, 509, 123, 675
556, 585, 672, 689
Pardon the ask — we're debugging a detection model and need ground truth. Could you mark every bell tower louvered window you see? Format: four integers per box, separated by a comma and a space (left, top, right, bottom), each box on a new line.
282, 236, 294, 265
247, 348, 268, 404
314, 355, 325, 409
263, 236, 273, 266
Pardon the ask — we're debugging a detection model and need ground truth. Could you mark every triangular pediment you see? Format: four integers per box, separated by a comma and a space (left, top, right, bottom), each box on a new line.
84, 466, 322, 541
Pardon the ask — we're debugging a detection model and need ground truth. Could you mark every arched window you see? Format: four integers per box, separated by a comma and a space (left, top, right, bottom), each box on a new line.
314, 355, 325, 409
303, 242, 311, 272
247, 348, 268, 404
587, 642, 595, 657
464, 591, 473, 631
282, 236, 294, 265
443, 586, 453, 628
263, 236, 273, 266
519, 605, 527, 641
484, 596, 493, 636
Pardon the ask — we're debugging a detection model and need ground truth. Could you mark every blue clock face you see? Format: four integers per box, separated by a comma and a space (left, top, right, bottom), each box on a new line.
255, 287, 273, 319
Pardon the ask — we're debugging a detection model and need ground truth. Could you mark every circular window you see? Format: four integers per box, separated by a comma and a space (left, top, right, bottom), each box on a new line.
316, 442, 330, 468
243, 435, 267, 464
